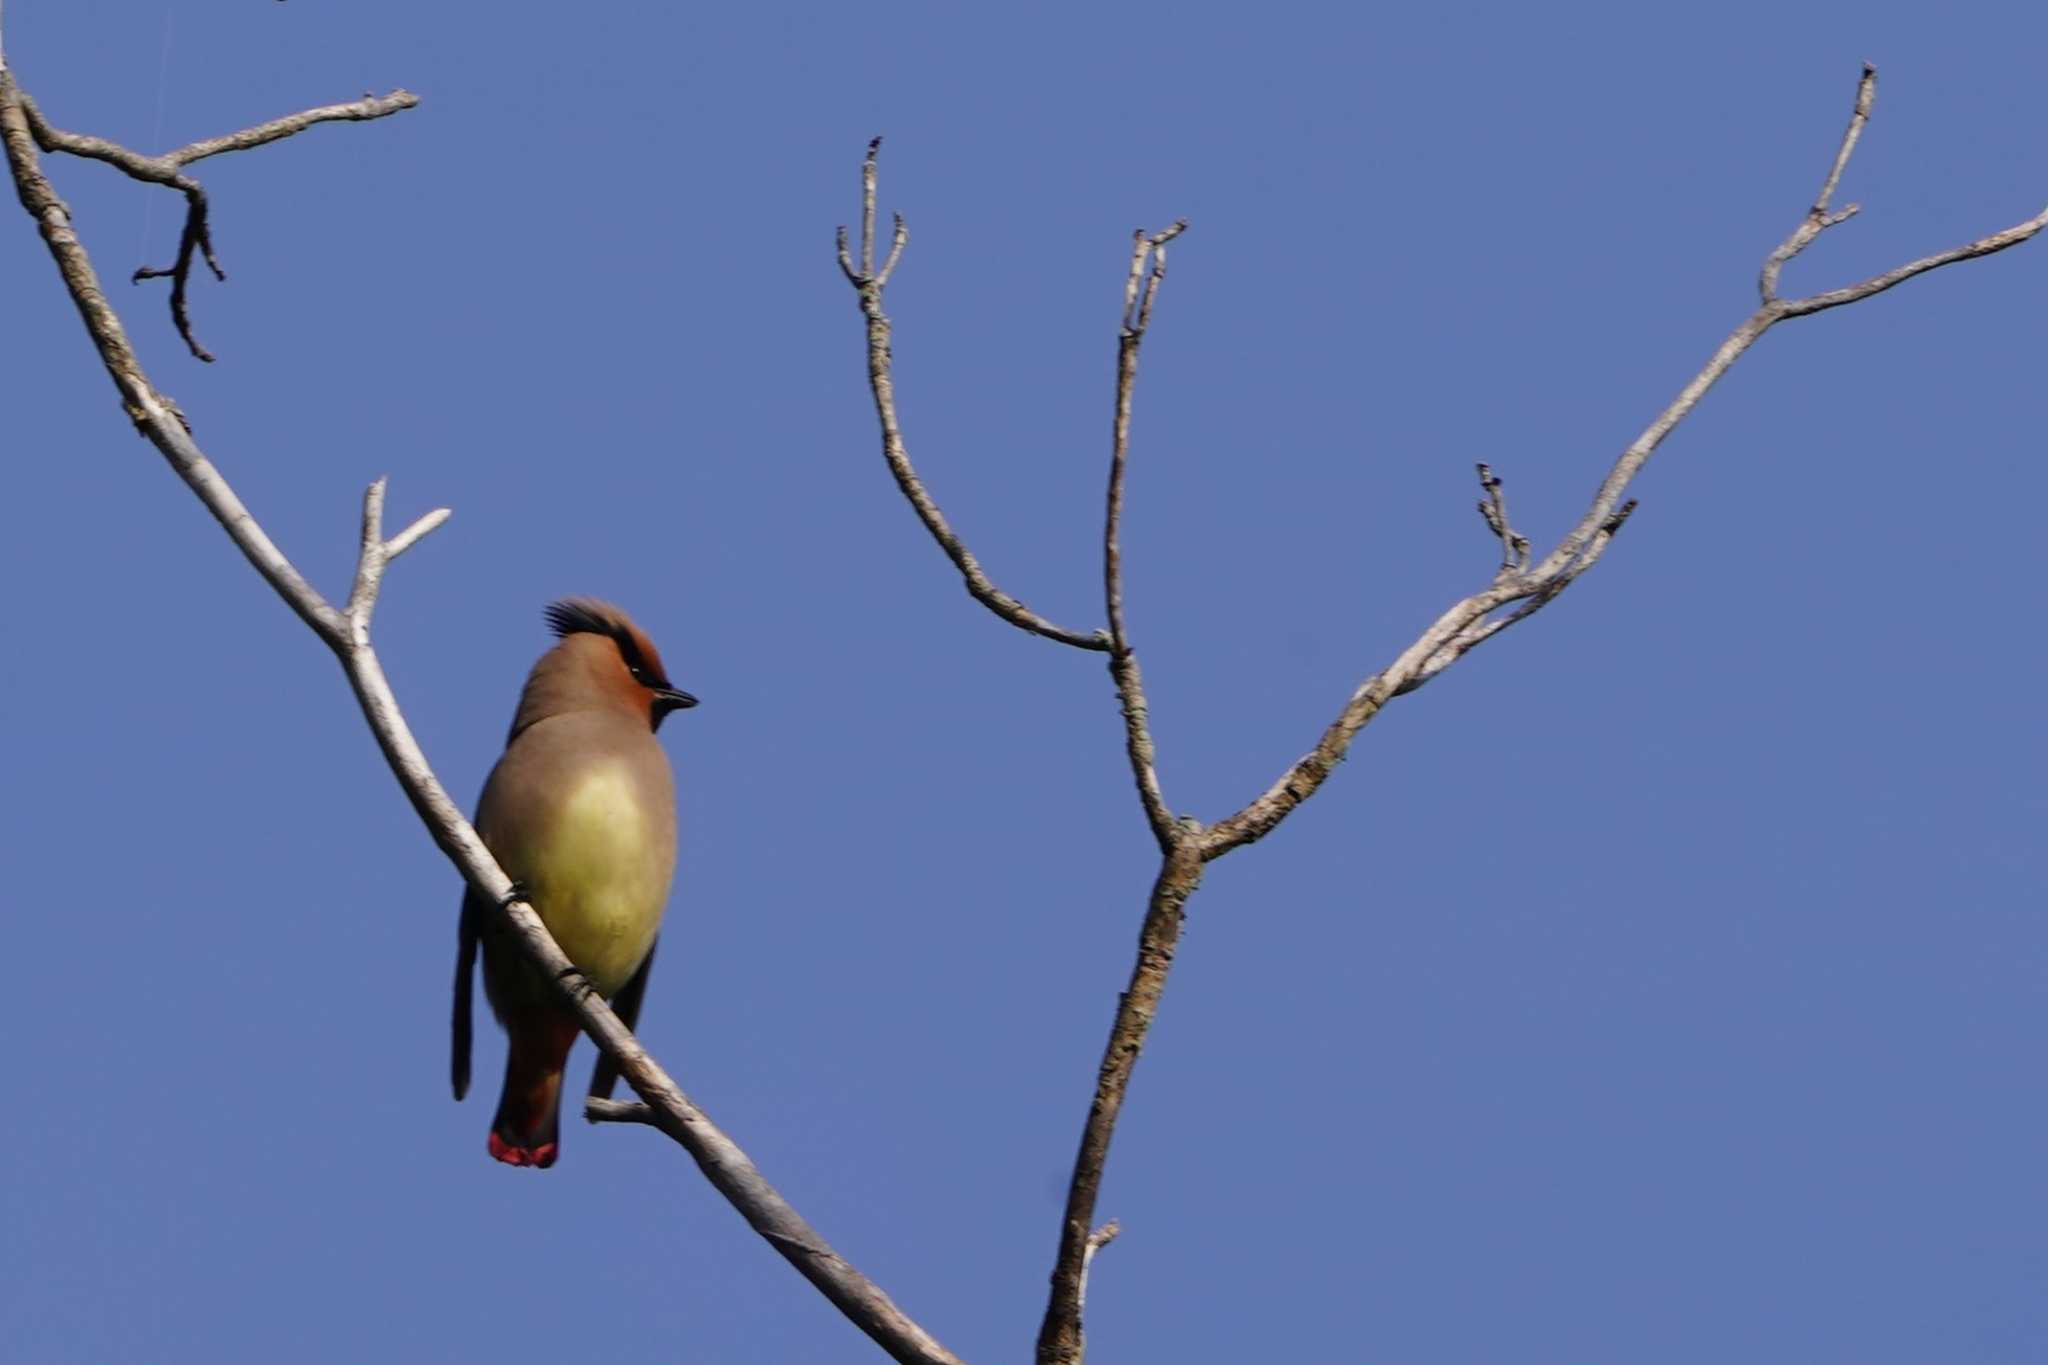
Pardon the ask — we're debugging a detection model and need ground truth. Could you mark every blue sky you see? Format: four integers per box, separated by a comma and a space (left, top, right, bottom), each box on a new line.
3, 2, 2044, 1362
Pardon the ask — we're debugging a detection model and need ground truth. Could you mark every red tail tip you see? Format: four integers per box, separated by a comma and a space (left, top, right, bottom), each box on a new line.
488, 1131, 559, 1169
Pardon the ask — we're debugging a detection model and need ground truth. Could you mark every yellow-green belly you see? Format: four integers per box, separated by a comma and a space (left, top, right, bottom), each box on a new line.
510, 765, 671, 997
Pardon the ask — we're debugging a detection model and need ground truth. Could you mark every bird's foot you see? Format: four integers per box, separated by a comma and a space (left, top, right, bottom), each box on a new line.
496, 881, 533, 912
556, 964, 597, 1002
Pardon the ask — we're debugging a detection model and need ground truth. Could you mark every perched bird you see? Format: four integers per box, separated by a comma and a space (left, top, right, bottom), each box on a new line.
450, 599, 697, 1168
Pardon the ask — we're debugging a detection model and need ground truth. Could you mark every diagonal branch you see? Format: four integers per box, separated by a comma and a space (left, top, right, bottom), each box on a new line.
4, 68, 963, 1365
838, 138, 1109, 651
1777, 210, 2048, 317
17, 85, 417, 360
1036, 837, 1203, 1365
1759, 62, 1874, 302
1202, 62, 2044, 860
162, 93, 421, 167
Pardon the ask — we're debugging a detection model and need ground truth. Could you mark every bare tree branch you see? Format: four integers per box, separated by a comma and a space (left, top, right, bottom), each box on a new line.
17, 85, 417, 360
1201, 62, 2044, 860
1036, 837, 1203, 1365
584, 1097, 661, 1127
162, 93, 419, 167
837, 65, 2041, 1365
1105, 223, 1187, 852
838, 139, 1110, 651
1474, 462, 1531, 577
1759, 62, 1873, 303
1029, 225, 1199, 1359
1778, 211, 2048, 316
838, 162, 1199, 1359
1076, 1221, 1119, 1321
3, 67, 963, 1365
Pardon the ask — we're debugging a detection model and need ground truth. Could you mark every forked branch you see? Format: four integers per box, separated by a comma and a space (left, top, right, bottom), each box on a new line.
3, 64, 962, 1365
837, 144, 1204, 1363
17, 85, 417, 360
837, 64, 2045, 1365
1202, 62, 2046, 859
838, 139, 1109, 651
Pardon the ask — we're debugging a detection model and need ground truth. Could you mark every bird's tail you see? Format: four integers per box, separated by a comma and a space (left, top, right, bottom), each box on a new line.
489, 1011, 580, 1169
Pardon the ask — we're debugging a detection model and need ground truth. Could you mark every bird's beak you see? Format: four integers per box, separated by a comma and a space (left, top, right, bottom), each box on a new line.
653, 686, 699, 717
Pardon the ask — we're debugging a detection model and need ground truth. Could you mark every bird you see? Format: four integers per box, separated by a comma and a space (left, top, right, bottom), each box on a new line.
450, 598, 697, 1168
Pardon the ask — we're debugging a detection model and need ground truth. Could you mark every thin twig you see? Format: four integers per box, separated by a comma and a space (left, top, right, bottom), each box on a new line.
1200, 63, 2041, 859
18, 86, 417, 359
1416, 497, 1636, 684
838, 139, 1109, 651
585, 1097, 659, 1126
1474, 462, 1530, 576
343, 477, 452, 628
1105, 223, 1187, 851
1779, 210, 2048, 316
164, 91, 420, 166
1077, 1221, 1120, 1321
861, 136, 878, 281
4, 70, 963, 1365
1760, 63, 1874, 302
130, 178, 224, 362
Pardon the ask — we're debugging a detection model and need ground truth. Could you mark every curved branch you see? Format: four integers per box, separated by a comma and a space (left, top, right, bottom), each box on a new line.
839, 139, 1110, 651
1104, 223, 1187, 852
1202, 62, 2044, 860
17, 85, 418, 359
4, 70, 963, 1365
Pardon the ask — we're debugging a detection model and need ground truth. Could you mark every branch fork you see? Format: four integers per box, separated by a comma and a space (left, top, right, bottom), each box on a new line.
839, 64, 2045, 1365
12, 37, 2043, 1365
1759, 63, 1873, 304
4, 62, 961, 1365
835, 145, 1200, 1364
344, 478, 451, 637
1474, 461, 1531, 579
16, 85, 417, 360
836, 139, 1104, 652
1120, 221, 1185, 338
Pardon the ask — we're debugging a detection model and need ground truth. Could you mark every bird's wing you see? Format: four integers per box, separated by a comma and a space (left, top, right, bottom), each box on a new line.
587, 935, 658, 1101
451, 889, 482, 1100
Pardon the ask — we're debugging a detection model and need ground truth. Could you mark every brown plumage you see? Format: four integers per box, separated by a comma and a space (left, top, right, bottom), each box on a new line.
450, 599, 696, 1168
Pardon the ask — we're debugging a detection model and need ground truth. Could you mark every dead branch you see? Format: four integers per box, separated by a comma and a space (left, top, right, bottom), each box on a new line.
1104, 223, 1188, 852
1201, 63, 2046, 859
1475, 462, 1532, 577
1, 63, 962, 1365
1036, 838, 1202, 1365
17, 86, 417, 360
838, 139, 1108, 651
837, 64, 2044, 1365
837, 155, 1202, 1361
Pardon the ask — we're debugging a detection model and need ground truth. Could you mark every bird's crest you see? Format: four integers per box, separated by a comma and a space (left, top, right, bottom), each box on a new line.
544, 597, 670, 685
